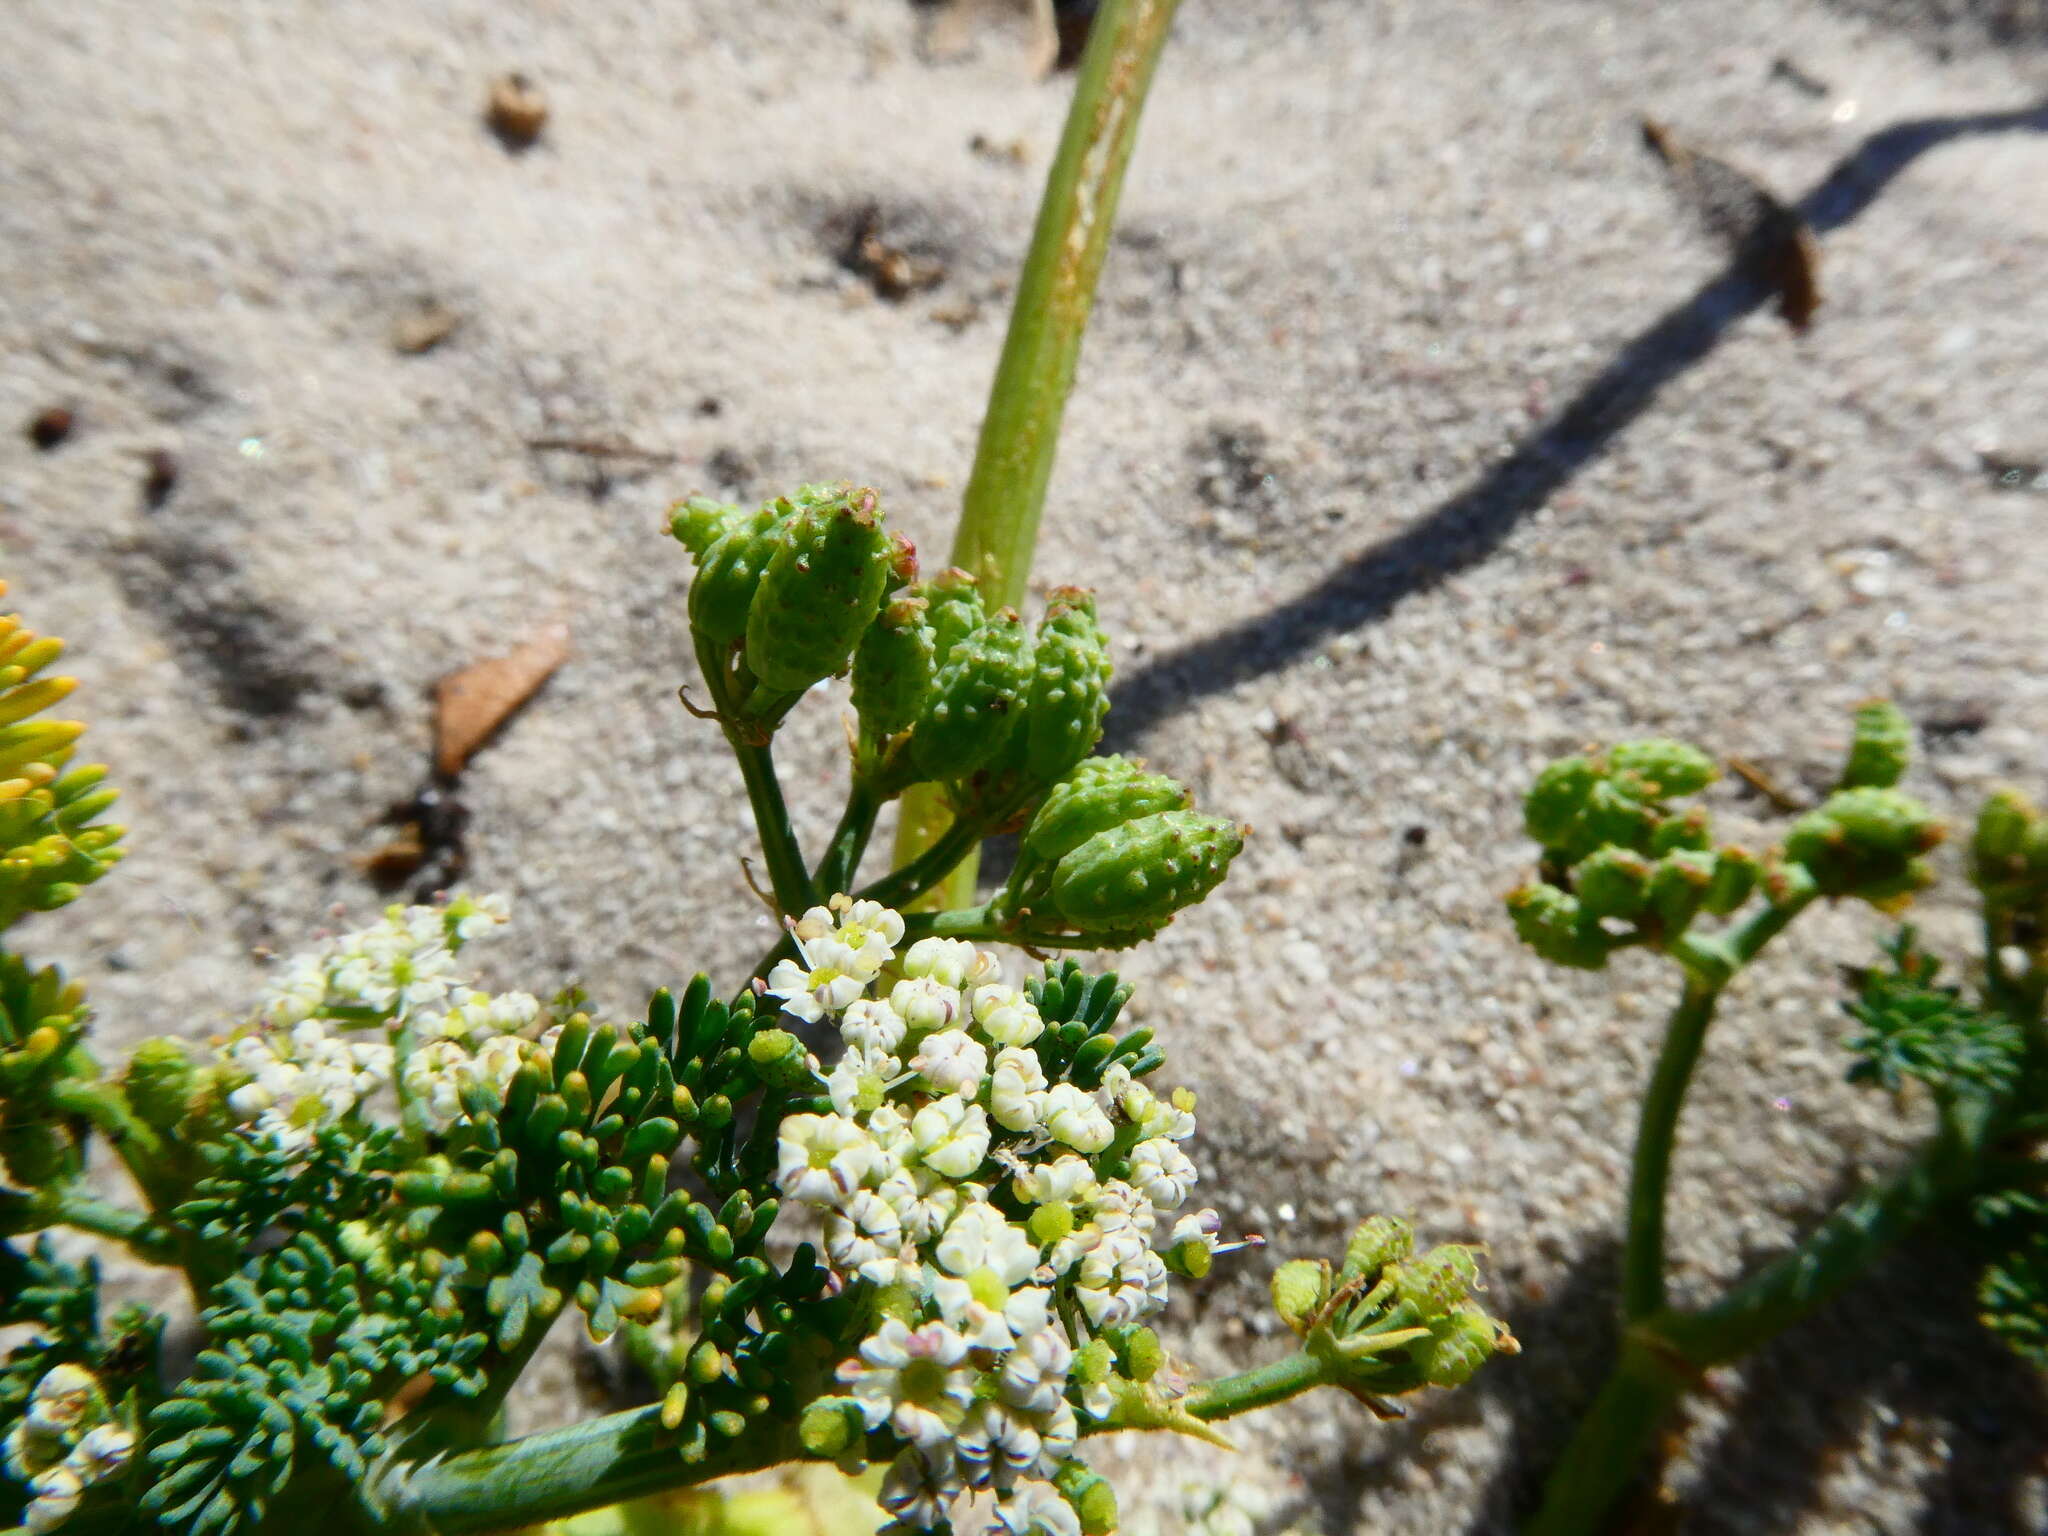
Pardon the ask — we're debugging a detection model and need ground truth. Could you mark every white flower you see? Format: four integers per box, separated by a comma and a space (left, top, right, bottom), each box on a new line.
1169, 1208, 1223, 1259
24, 1465, 82, 1534
444, 891, 512, 943
890, 977, 963, 1035
997, 1321, 1073, 1416
824, 1191, 913, 1286
1040, 1084, 1113, 1154
1127, 1137, 1198, 1215
63, 1424, 134, 1485
970, 985, 1043, 1047
839, 1319, 977, 1448
1106, 1071, 1196, 1143
988, 1048, 1048, 1134
776, 1113, 878, 1205
910, 1029, 987, 1098
955, 1400, 1043, 1491
935, 1201, 1038, 1290
1075, 1232, 1169, 1330
840, 998, 908, 1055
866, 1103, 916, 1164
792, 896, 904, 982
1010, 1155, 1097, 1207
879, 1444, 965, 1530
764, 954, 865, 1024
260, 954, 328, 1027
911, 1098, 991, 1180
900, 936, 993, 989
994, 1481, 1082, 1536
826, 1043, 902, 1118
879, 1165, 965, 1245
24, 1366, 98, 1438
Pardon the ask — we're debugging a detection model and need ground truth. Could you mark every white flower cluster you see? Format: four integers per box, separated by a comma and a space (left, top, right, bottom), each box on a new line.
767, 896, 1223, 1536
1, 1364, 134, 1533
219, 894, 554, 1152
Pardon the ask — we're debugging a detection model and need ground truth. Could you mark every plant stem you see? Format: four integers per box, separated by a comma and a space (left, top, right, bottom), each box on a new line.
814, 784, 882, 900
0, 1186, 178, 1265
1183, 1349, 1333, 1421
891, 0, 1184, 908
861, 810, 992, 911
693, 632, 816, 918
900, 903, 1104, 951
1522, 1334, 1690, 1536
1622, 976, 1722, 1321
369, 1405, 799, 1534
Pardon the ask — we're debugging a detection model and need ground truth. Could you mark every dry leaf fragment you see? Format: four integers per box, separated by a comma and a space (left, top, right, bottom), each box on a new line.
1640, 117, 1821, 333
433, 623, 569, 777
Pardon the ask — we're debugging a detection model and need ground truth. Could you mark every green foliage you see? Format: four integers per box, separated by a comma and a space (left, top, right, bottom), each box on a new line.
1842, 929, 2023, 1096
1972, 1188, 2048, 1370
1839, 700, 1913, 791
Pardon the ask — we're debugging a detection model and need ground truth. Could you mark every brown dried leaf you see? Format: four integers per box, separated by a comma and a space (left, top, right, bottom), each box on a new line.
433, 623, 569, 778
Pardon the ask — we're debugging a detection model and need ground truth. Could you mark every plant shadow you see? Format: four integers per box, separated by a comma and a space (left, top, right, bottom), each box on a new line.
1103, 98, 2048, 755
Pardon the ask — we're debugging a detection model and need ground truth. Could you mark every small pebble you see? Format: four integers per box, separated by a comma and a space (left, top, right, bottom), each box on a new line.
487, 73, 548, 150
27, 405, 73, 450
142, 448, 178, 509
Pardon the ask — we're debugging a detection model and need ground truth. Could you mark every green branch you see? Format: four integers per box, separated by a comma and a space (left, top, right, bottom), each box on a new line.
693, 631, 817, 918
892, 0, 1184, 908
369, 1405, 800, 1535
1622, 976, 1722, 1321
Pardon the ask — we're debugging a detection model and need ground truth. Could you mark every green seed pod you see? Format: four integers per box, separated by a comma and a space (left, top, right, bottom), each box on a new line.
1702, 845, 1760, 915
1649, 849, 1714, 935
1106, 1325, 1163, 1383
1271, 1259, 1331, 1337
910, 607, 1031, 782
1785, 787, 1945, 902
1024, 756, 1191, 863
1607, 739, 1717, 799
851, 597, 935, 740
1412, 1305, 1507, 1388
1341, 1215, 1415, 1283
1651, 805, 1713, 855
745, 1029, 814, 1092
1581, 779, 1661, 857
1506, 883, 1611, 971
798, 1396, 866, 1459
668, 496, 744, 559
745, 488, 895, 693
1840, 700, 1913, 791
688, 506, 785, 644
1049, 810, 1244, 935
1053, 1461, 1119, 1536
1572, 847, 1652, 921
917, 568, 986, 669
1972, 789, 2037, 883
124, 1037, 197, 1132
1393, 1244, 1480, 1318
1524, 757, 1598, 850
1019, 588, 1113, 784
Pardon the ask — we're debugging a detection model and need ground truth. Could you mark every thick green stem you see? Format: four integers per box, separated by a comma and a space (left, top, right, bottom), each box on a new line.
1622, 977, 1722, 1321
891, 0, 1183, 908
370, 1405, 800, 1535
1523, 1336, 1690, 1536
1183, 1349, 1334, 1421
861, 812, 992, 912
901, 903, 1103, 951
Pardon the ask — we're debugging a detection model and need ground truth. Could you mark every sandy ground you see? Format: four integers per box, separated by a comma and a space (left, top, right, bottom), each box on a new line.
5, 1, 2048, 1531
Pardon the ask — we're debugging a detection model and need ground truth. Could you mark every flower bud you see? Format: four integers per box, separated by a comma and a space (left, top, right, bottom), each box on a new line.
1572, 847, 1651, 921
1340, 1215, 1414, 1283
745, 488, 895, 693
688, 505, 786, 644
1839, 700, 1913, 791
909, 608, 1031, 782
1506, 883, 1611, 970
744, 1029, 814, 1092
850, 597, 935, 741
1784, 787, 1944, 903
668, 496, 744, 559
1049, 810, 1244, 939
1525, 757, 1597, 850
1411, 1305, 1511, 1388
1053, 1461, 1119, 1536
1608, 738, 1717, 799
1018, 588, 1113, 784
1972, 790, 2038, 884
1651, 804, 1713, 855
798, 1395, 866, 1458
1024, 756, 1191, 863
1392, 1244, 1480, 1318
1272, 1258, 1331, 1336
